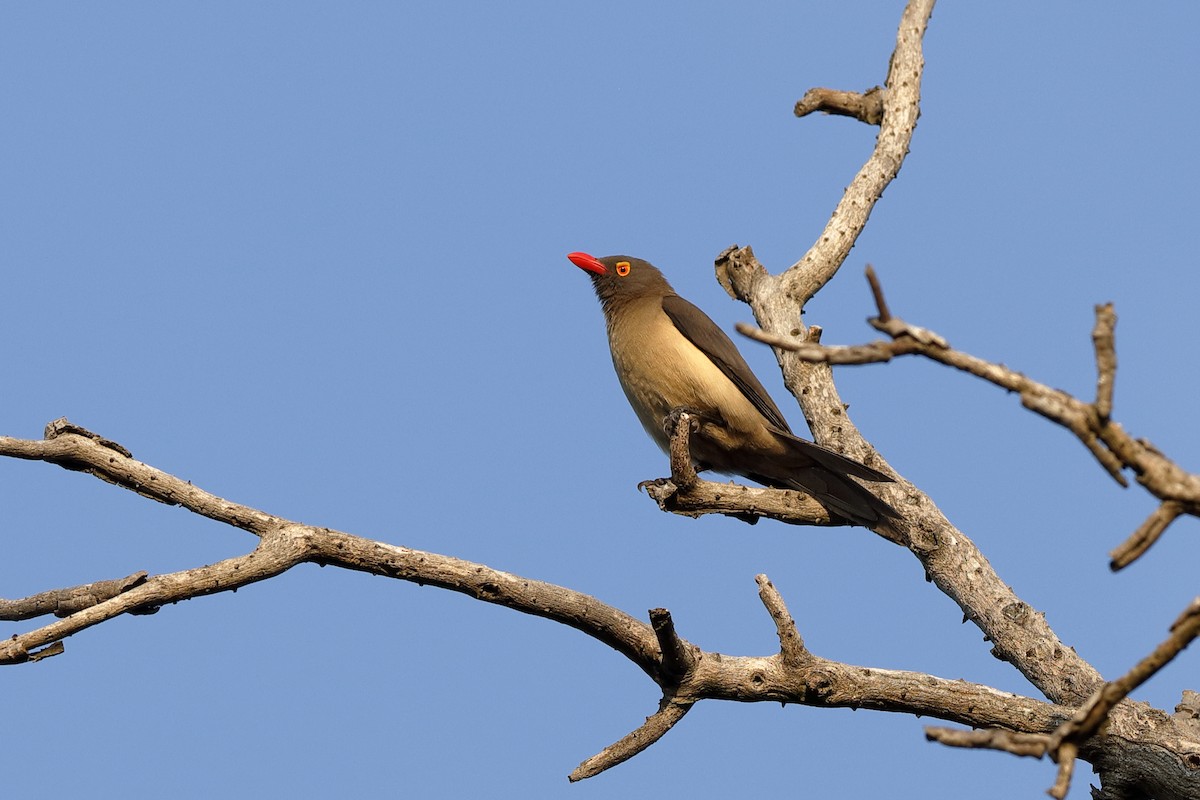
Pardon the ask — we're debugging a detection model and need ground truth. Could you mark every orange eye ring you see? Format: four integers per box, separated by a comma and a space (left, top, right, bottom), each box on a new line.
615, 261, 631, 277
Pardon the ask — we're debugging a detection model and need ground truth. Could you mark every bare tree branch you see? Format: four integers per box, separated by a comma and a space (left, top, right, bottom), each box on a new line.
1111, 502, 1185, 570
0, 571, 149, 621
712, 0, 1106, 721
737, 268, 1200, 569
570, 699, 694, 782
925, 726, 1050, 758
650, 607, 697, 682
1092, 302, 1117, 420
927, 597, 1200, 799
1059, 598, 1200, 745
794, 86, 885, 124
0, 421, 1129, 787
755, 574, 810, 667
2, 417, 279, 535
4, 1, 1195, 796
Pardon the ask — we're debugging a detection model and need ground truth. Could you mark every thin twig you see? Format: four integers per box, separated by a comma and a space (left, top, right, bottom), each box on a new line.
755, 574, 809, 667
569, 700, 693, 782
1047, 742, 1078, 800
0, 420, 278, 535
1034, 595, 1200, 800
0, 533, 306, 665
865, 264, 891, 321
1110, 501, 1183, 571
924, 727, 1049, 757
740, 273, 1200, 571
1092, 303, 1117, 421
1056, 597, 1200, 746
928, 598, 1200, 799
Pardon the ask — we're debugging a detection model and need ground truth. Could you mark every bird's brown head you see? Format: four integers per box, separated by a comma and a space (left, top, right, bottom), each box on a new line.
566, 252, 673, 312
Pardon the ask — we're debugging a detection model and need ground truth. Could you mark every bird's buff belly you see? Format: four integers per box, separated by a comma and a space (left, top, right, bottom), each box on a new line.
610, 342, 776, 460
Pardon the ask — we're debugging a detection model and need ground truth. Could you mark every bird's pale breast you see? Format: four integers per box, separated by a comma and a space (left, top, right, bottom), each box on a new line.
605, 300, 778, 457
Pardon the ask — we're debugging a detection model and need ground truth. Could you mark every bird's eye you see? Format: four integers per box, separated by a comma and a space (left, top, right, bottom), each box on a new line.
616, 261, 631, 277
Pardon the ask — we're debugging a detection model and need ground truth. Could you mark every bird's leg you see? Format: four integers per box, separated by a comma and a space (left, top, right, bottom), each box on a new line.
660, 407, 715, 492
662, 406, 721, 473
661, 406, 713, 438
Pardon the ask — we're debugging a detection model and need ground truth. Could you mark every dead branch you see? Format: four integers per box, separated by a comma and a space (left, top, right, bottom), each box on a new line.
1058, 597, 1200, 744
1093, 303, 1117, 420
1111, 502, 1185, 570
0, 419, 1148, 787
710, 0, 1104, 720
0, 571, 149, 621
570, 698, 693, 782
926, 597, 1200, 799
794, 86, 885, 124
721, 277, 1106, 711
4, 0, 1193, 796
737, 268, 1200, 569
755, 574, 810, 667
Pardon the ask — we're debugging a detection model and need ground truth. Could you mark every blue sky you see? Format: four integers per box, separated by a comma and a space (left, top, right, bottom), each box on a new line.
2, 4, 1197, 798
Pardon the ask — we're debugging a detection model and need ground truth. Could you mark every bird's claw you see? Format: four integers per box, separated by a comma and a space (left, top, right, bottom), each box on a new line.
662, 406, 704, 438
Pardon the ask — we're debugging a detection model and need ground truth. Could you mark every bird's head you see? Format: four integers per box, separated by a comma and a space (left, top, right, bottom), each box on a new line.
566, 251, 673, 310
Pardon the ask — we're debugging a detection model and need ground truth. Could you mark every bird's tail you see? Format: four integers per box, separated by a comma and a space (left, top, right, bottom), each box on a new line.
757, 430, 901, 528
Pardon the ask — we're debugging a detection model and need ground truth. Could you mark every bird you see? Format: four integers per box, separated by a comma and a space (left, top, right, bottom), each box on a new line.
566, 250, 898, 527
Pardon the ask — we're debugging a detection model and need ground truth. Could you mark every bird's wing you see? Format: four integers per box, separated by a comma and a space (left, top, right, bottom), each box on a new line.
767, 426, 894, 484
662, 294, 793, 433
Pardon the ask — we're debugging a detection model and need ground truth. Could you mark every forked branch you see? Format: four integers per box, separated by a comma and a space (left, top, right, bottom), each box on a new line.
738, 267, 1200, 569
0, 420, 1102, 785
927, 597, 1200, 799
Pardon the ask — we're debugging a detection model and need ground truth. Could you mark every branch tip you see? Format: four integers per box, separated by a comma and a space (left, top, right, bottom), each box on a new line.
755, 574, 808, 665
569, 700, 693, 782
864, 264, 891, 322
794, 86, 885, 125
1110, 501, 1182, 571
649, 607, 695, 683
1091, 303, 1117, 421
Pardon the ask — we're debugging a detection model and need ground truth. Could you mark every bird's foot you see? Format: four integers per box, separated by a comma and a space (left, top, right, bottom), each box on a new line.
662, 406, 708, 438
